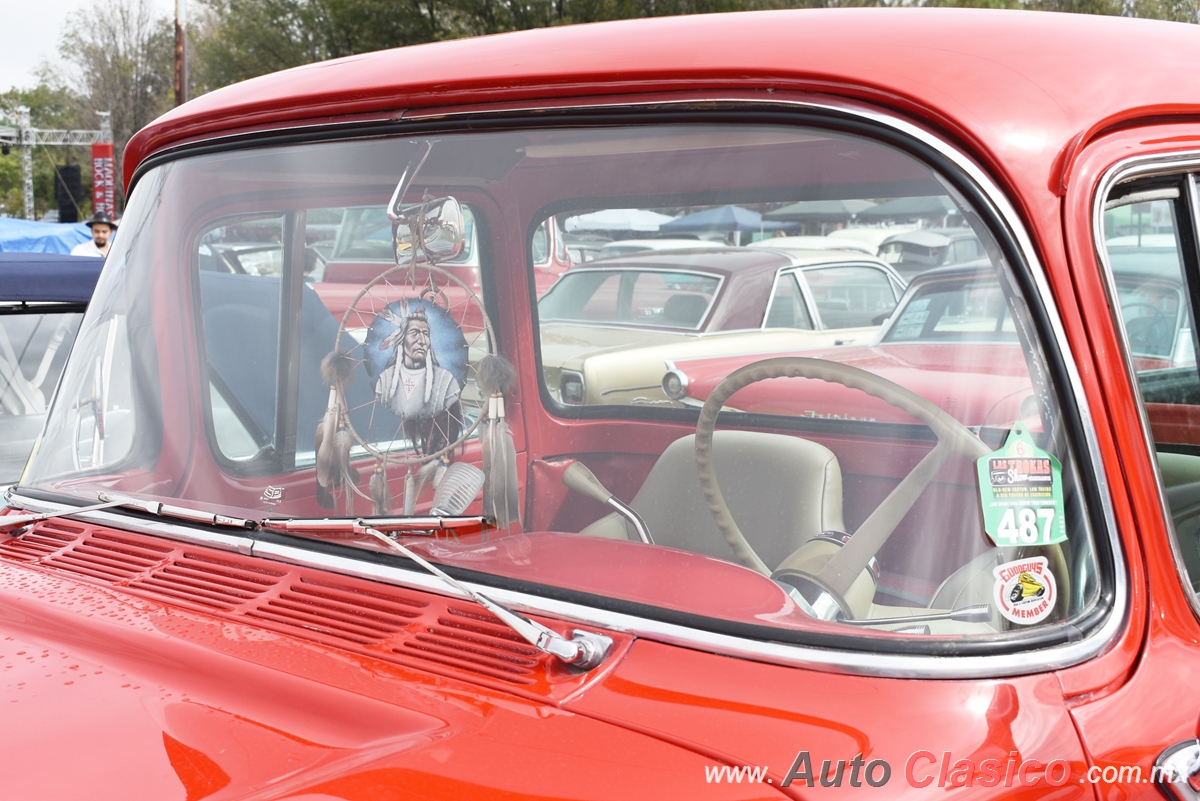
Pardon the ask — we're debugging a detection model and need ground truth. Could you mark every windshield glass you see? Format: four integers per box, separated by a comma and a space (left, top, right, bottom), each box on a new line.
23, 122, 1102, 650
0, 307, 83, 483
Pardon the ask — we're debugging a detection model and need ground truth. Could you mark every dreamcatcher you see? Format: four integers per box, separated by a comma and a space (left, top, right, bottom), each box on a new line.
315, 142, 519, 527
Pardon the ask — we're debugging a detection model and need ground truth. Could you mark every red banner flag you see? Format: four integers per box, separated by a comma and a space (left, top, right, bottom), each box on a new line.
91, 143, 115, 216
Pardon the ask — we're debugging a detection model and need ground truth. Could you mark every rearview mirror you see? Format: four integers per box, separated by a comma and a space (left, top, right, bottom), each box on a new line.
393, 196, 466, 265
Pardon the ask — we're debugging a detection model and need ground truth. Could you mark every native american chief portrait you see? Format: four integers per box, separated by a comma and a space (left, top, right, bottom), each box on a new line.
367, 299, 466, 455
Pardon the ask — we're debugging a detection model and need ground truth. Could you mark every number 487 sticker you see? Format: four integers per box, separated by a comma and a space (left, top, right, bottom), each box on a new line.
996, 507, 1058, 545
976, 426, 1067, 547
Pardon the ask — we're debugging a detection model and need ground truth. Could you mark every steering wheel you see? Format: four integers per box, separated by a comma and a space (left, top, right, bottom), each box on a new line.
695, 357, 997, 619
1121, 303, 1173, 354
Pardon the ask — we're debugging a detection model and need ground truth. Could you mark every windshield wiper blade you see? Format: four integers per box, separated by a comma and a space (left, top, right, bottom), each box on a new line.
260, 515, 489, 536
0, 498, 128, 530
96, 492, 257, 530
357, 524, 613, 670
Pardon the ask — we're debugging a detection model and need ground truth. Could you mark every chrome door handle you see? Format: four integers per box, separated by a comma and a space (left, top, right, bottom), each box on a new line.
1157, 739, 1200, 799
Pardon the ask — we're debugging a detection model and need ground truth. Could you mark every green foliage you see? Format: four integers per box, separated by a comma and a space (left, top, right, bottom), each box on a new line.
193, 0, 761, 86
190, 0, 1198, 89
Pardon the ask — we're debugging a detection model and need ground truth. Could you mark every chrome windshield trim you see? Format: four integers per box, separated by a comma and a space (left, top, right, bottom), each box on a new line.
114, 94, 1122, 678
1093, 151, 1200, 623
5, 490, 256, 555
250, 537, 1107, 679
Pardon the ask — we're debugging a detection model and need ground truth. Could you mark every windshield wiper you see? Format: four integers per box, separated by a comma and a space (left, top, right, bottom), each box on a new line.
3, 492, 258, 531
260, 515, 489, 536
0, 498, 128, 530
262, 515, 613, 669
357, 523, 613, 670
96, 492, 257, 529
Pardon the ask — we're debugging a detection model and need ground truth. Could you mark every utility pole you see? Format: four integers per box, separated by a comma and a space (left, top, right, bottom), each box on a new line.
0, 108, 113, 221
175, 0, 188, 106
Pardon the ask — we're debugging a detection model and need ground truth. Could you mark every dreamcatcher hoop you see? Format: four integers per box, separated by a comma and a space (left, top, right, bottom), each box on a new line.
331, 261, 497, 469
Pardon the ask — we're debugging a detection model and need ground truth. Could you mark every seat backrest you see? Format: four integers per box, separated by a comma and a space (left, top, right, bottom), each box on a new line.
621, 431, 845, 569
662, 293, 709, 327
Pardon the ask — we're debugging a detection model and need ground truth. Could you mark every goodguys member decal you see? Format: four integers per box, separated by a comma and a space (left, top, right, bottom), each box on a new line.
992, 556, 1056, 625
976, 425, 1067, 546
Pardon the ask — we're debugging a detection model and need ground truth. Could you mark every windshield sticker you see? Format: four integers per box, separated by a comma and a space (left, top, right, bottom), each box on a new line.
976, 425, 1066, 546
889, 296, 931, 340
992, 556, 1056, 625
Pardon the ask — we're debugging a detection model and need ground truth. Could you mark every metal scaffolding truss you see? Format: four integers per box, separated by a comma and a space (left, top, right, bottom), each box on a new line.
0, 128, 108, 147
0, 107, 112, 220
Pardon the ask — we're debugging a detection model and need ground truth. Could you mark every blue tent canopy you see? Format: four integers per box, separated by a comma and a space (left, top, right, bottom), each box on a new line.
0, 217, 92, 254
0, 253, 104, 303
659, 205, 794, 234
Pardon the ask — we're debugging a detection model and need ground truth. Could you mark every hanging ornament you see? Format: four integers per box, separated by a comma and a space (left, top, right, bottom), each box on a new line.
315, 351, 359, 509
370, 459, 390, 516
476, 354, 520, 529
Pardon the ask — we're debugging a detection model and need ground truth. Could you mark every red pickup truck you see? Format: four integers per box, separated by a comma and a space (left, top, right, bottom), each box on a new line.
4, 9, 1200, 800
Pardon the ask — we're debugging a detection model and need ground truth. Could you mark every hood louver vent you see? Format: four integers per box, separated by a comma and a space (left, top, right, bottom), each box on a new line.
0, 520, 612, 693
0, 521, 85, 561
397, 604, 542, 685
44, 530, 174, 583
128, 553, 285, 611
245, 577, 428, 646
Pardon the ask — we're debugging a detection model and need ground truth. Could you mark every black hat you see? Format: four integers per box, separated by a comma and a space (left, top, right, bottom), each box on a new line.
85, 211, 117, 229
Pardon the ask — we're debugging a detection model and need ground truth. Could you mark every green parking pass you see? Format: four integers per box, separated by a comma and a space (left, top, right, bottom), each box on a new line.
976, 425, 1067, 547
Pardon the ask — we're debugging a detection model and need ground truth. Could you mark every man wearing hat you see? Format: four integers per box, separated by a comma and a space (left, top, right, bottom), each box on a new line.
71, 212, 117, 258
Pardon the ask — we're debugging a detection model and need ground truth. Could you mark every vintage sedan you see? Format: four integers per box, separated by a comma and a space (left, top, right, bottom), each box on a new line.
877, 227, 988, 280
7, 8, 1200, 801
539, 247, 904, 405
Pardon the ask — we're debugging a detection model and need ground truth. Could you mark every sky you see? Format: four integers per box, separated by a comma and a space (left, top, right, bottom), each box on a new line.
2, 0, 180, 92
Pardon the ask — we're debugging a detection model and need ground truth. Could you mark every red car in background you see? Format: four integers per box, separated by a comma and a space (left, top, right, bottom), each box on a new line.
7, 9, 1200, 801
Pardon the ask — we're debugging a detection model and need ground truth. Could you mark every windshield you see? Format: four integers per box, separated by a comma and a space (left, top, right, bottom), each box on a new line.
22, 122, 1103, 651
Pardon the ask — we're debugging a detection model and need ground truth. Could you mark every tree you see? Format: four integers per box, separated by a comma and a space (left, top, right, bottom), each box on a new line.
194, 0, 455, 89
51, 0, 176, 207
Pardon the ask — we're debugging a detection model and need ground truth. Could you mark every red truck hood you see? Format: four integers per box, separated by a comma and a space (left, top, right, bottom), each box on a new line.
0, 545, 778, 800
675, 343, 1034, 426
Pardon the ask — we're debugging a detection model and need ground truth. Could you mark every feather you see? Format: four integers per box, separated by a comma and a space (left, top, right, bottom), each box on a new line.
476, 354, 517, 397
320, 349, 356, 387
403, 468, 417, 516
370, 460, 390, 516
481, 394, 521, 530
315, 389, 339, 489
315, 351, 361, 513
408, 459, 442, 512
315, 415, 335, 509
333, 424, 354, 514
475, 354, 521, 528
